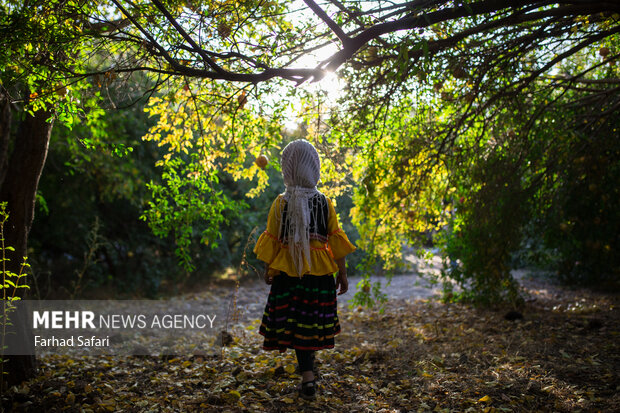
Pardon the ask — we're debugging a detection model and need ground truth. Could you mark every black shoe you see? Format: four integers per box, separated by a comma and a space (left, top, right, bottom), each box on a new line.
299, 380, 317, 400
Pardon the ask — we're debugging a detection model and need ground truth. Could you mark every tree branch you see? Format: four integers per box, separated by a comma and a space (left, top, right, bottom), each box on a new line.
318, 0, 537, 72
109, 0, 181, 70
86, 18, 131, 35
149, 0, 224, 73
107, 0, 617, 87
515, 26, 620, 93
554, 76, 620, 85
303, 0, 351, 46
107, 0, 324, 83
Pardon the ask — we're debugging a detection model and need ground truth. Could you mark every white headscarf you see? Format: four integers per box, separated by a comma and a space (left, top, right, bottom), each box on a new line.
280, 139, 323, 277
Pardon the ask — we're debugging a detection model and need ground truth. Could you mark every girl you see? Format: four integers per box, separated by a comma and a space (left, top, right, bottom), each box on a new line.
254, 139, 356, 399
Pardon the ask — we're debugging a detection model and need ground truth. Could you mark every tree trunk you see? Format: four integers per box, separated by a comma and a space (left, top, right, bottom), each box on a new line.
0, 91, 11, 188
0, 106, 54, 387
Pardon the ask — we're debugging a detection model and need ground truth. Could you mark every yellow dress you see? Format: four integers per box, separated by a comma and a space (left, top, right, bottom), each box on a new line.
253, 195, 356, 277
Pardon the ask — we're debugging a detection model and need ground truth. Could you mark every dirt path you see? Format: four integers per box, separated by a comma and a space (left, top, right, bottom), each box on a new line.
190, 252, 444, 326
186, 249, 594, 328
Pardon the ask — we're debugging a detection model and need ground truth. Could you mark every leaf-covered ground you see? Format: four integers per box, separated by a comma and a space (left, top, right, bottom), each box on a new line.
2, 275, 619, 412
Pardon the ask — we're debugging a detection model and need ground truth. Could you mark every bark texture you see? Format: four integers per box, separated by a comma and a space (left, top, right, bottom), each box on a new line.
0, 107, 53, 387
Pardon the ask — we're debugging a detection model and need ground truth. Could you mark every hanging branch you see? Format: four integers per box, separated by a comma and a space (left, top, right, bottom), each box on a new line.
97, 0, 618, 87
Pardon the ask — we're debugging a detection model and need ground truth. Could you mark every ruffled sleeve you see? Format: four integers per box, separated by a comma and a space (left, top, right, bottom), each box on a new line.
253, 196, 283, 266
255, 195, 356, 277
326, 198, 356, 260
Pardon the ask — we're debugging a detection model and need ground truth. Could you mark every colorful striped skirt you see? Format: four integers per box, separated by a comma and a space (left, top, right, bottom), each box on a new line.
259, 272, 341, 352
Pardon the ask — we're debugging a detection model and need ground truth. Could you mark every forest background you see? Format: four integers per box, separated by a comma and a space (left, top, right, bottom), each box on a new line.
1, 0, 618, 304
0, 0, 617, 305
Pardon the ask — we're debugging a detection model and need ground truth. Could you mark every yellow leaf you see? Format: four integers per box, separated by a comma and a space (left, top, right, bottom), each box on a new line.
182, 360, 192, 368
99, 399, 116, 412
478, 395, 491, 403
284, 364, 296, 374
282, 397, 295, 404
223, 389, 241, 404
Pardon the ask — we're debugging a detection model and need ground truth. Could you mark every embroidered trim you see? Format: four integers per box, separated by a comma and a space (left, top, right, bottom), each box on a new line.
328, 228, 343, 237
281, 233, 328, 244
262, 230, 279, 241
261, 231, 328, 251
282, 244, 329, 252
310, 233, 329, 243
